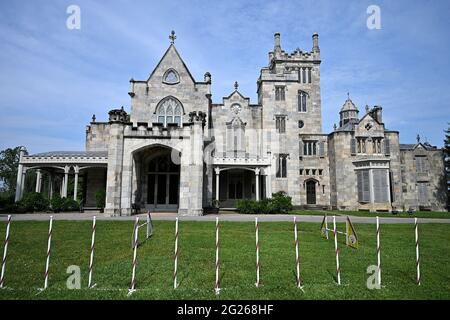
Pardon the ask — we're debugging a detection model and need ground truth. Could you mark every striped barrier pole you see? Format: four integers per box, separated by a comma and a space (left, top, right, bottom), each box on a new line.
333, 216, 341, 285
294, 216, 301, 288
215, 217, 220, 295
376, 216, 381, 286
325, 215, 329, 240
255, 217, 260, 288
0, 215, 11, 288
129, 217, 139, 292
43, 216, 53, 290
173, 218, 179, 289
414, 218, 421, 285
88, 216, 96, 288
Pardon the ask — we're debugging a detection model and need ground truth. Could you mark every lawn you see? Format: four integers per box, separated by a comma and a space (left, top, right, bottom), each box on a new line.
291, 209, 450, 219
0, 220, 449, 300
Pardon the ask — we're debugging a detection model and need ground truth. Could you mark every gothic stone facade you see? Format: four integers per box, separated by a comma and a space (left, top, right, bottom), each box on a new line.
15, 33, 448, 215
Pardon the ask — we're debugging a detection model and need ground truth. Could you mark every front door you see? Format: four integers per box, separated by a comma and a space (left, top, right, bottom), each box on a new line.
306, 180, 316, 205
147, 154, 180, 210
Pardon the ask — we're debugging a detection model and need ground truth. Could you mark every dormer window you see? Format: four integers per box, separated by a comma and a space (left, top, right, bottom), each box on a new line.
163, 69, 180, 84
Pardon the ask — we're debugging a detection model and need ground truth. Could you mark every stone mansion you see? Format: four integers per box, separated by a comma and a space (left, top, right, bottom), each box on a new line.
15, 32, 447, 215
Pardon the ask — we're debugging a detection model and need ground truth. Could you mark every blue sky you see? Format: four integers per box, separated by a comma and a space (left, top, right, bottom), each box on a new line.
0, 0, 449, 153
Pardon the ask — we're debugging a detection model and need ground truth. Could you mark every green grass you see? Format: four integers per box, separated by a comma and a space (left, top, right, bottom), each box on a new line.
291, 210, 450, 219
0, 220, 449, 300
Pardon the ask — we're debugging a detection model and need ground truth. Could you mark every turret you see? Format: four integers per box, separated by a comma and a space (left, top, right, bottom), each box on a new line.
339, 96, 359, 127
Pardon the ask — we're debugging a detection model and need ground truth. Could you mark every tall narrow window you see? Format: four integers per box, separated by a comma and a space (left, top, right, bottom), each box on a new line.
275, 86, 285, 101
308, 68, 312, 83
357, 170, 370, 202
276, 154, 288, 178
302, 68, 306, 83
275, 116, 286, 133
298, 91, 308, 112
303, 141, 317, 156
415, 156, 427, 173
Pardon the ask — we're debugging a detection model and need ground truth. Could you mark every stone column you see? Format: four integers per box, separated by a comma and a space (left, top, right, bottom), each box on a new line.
105, 109, 127, 216
73, 166, 79, 201
63, 165, 70, 198
49, 173, 54, 199
255, 168, 260, 201
215, 167, 220, 201
14, 147, 27, 202
35, 169, 42, 193
20, 169, 27, 199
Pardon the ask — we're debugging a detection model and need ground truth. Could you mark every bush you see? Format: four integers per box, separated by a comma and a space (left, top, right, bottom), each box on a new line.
50, 195, 64, 213
18, 192, 49, 212
95, 189, 106, 209
271, 191, 293, 214
236, 192, 293, 214
62, 198, 80, 212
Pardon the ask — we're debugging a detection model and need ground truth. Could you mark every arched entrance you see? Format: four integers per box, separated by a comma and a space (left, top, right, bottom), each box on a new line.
306, 180, 316, 205
133, 146, 180, 211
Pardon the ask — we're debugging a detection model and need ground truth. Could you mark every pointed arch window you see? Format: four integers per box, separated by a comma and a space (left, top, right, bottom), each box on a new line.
298, 90, 309, 112
163, 69, 180, 84
156, 97, 183, 126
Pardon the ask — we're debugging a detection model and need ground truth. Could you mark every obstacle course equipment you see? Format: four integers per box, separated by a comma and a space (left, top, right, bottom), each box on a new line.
131, 212, 153, 248
293, 217, 301, 288
0, 215, 11, 288
215, 217, 220, 294
88, 216, 96, 288
173, 218, 179, 289
321, 214, 358, 249
255, 217, 260, 288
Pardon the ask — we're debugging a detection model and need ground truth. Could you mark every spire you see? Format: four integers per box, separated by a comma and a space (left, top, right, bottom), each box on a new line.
169, 30, 176, 44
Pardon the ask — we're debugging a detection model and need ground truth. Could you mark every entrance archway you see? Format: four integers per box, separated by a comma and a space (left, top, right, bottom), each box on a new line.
133, 146, 180, 211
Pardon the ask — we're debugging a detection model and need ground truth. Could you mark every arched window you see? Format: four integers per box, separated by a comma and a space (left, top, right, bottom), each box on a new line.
298, 90, 309, 112
163, 69, 180, 84
156, 97, 183, 126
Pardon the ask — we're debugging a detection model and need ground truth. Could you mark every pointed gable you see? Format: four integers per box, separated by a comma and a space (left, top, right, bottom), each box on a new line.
354, 113, 385, 138
147, 44, 196, 86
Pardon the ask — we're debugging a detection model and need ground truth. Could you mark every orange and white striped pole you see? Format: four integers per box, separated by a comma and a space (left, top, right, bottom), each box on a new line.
294, 216, 301, 288
0, 215, 11, 288
215, 217, 220, 295
333, 216, 341, 285
173, 218, 179, 289
414, 218, 421, 285
255, 217, 260, 288
43, 216, 53, 289
88, 216, 96, 288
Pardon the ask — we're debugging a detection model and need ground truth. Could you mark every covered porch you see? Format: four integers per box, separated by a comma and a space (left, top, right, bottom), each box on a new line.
15, 148, 108, 208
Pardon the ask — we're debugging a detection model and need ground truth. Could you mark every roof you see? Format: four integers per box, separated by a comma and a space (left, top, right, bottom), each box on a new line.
399, 143, 440, 151
340, 98, 358, 113
29, 151, 108, 158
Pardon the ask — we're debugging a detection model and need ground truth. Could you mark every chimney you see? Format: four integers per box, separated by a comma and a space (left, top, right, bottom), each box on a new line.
274, 32, 281, 52
312, 32, 320, 52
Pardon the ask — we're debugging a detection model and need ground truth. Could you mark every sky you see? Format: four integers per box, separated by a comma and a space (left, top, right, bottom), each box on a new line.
0, 0, 449, 154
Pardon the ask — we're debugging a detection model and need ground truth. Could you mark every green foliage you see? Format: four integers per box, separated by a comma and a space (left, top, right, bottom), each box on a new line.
0, 146, 21, 194
61, 198, 80, 212
95, 189, 106, 209
18, 192, 49, 212
236, 192, 293, 214
50, 194, 64, 212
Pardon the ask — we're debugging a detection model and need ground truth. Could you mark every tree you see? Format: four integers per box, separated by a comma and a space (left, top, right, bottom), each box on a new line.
0, 146, 22, 195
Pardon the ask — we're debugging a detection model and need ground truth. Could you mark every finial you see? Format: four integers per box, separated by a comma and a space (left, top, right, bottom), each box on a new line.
234, 81, 239, 91
333, 123, 337, 131
347, 92, 350, 100
365, 105, 370, 113
169, 30, 176, 44
417, 134, 421, 144
121, 106, 124, 111
92, 114, 96, 122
